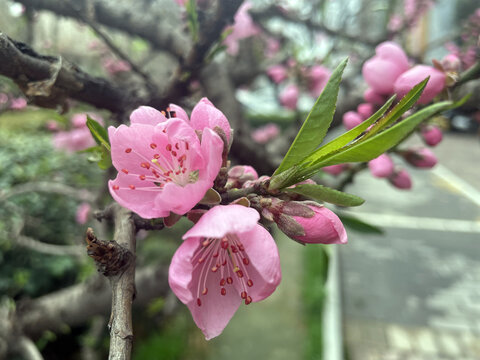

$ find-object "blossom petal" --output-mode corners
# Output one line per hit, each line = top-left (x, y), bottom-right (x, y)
(190, 98), (231, 142)
(108, 173), (169, 218)
(183, 205), (259, 240)
(169, 237), (242, 340)
(168, 103), (190, 122)
(130, 106), (167, 125)
(236, 225), (281, 301)
(199, 128), (224, 181)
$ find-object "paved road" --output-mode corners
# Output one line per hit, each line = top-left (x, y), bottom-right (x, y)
(339, 133), (480, 359)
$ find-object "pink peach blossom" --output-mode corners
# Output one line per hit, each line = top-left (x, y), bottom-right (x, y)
(394, 65), (446, 104)
(53, 128), (97, 152)
(364, 88), (386, 105)
(362, 42), (410, 95)
(342, 111), (363, 130)
(441, 53), (461, 72)
(168, 205), (281, 339)
(108, 113), (224, 218)
(290, 204), (347, 245)
(75, 202), (91, 224)
(420, 125), (443, 146)
(0, 93), (8, 104)
(10, 97), (27, 110)
(251, 123), (280, 144)
(389, 169), (412, 189)
(368, 154), (394, 178)
(169, 98), (232, 142)
(102, 57), (131, 75)
(357, 103), (374, 119)
(322, 164), (345, 176)
(403, 147), (437, 168)
(308, 65), (331, 97)
(224, 2), (261, 56)
(267, 65), (288, 84)
(279, 84), (299, 110)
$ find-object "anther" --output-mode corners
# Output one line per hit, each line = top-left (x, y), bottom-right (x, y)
(231, 245), (237, 253)
(221, 241), (228, 249)
(129, 185), (135, 190)
(221, 288), (226, 296)
(227, 277), (233, 284)
(197, 298), (202, 306)
(202, 288), (208, 295)
(241, 291), (247, 299)
(175, 143), (180, 150)
(122, 169), (129, 174)
(239, 244), (245, 251)
(198, 258), (204, 264)
(171, 151), (177, 157)
(153, 154), (160, 159)
(150, 143), (157, 149)
(236, 270), (244, 278)
(112, 185), (119, 190)
(247, 279), (253, 287)
(243, 258), (250, 265)
(245, 296), (252, 305)
(211, 266), (218, 273)
(125, 148), (132, 153)
(202, 239), (210, 247)
(220, 278), (226, 286)
(166, 144), (172, 151)
(139, 175), (146, 180)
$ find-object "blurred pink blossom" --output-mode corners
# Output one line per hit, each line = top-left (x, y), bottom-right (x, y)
(368, 154), (394, 178)
(0, 93), (8, 104)
(357, 103), (374, 119)
(10, 97), (27, 110)
(75, 202), (91, 224)
(362, 41), (410, 95)
(251, 123), (280, 144)
(342, 111), (363, 130)
(388, 15), (404, 32)
(389, 169), (412, 189)
(363, 88), (386, 105)
(322, 164), (345, 176)
(441, 53), (461, 72)
(308, 65), (331, 97)
(420, 125), (443, 146)
(394, 65), (445, 104)
(224, 2), (261, 56)
(403, 147), (438, 168)
(267, 65), (288, 84)
(279, 84), (299, 110)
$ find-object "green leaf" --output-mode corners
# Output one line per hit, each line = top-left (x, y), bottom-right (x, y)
(98, 146), (112, 170)
(86, 116), (110, 151)
(338, 214), (384, 234)
(305, 100), (452, 168)
(285, 184), (365, 207)
(186, 0), (199, 42)
(273, 58), (348, 176)
(272, 100), (452, 189)
(308, 94), (396, 161)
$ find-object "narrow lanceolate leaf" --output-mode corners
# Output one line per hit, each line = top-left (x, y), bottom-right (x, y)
(285, 184), (365, 207)
(271, 100), (452, 189)
(186, 0), (199, 42)
(273, 58), (348, 176)
(86, 116), (110, 151)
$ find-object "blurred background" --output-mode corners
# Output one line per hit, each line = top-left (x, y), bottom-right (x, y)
(0, 0), (479, 359)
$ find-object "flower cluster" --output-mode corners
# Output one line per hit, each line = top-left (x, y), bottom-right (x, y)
(336, 41), (446, 189)
(107, 98), (347, 339)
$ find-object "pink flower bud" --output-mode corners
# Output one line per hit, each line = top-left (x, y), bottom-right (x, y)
(267, 65), (288, 84)
(394, 65), (446, 104)
(389, 169), (412, 189)
(357, 103), (374, 119)
(368, 154), (394, 178)
(362, 42), (410, 95)
(251, 123), (280, 144)
(403, 147), (438, 168)
(420, 125), (443, 146)
(322, 164), (345, 176)
(364, 88), (386, 105)
(290, 204), (347, 244)
(441, 53), (461, 72)
(308, 65), (331, 97)
(227, 165), (259, 188)
(342, 111), (363, 130)
(279, 84), (299, 110)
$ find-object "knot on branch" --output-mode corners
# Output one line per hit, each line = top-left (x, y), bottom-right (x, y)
(85, 228), (133, 277)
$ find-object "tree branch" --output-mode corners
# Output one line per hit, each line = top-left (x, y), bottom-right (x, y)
(0, 32), (135, 112)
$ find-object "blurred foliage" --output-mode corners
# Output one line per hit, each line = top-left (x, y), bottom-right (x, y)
(0, 111), (102, 299)
(303, 245), (329, 360)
